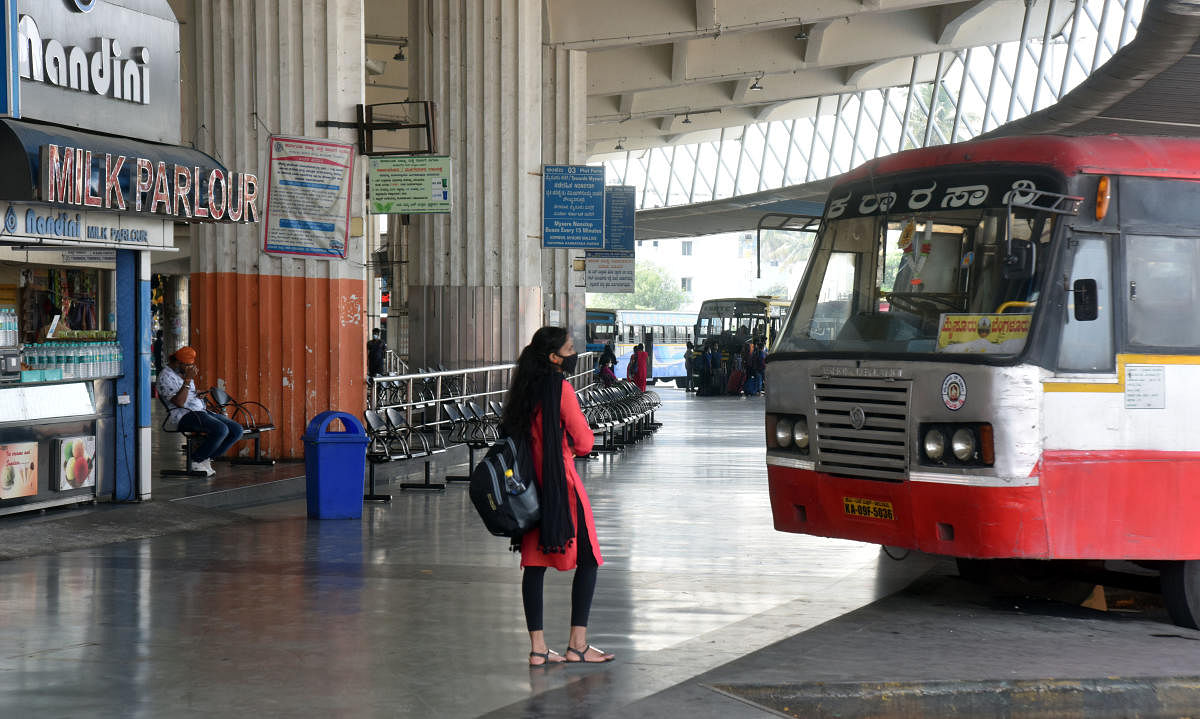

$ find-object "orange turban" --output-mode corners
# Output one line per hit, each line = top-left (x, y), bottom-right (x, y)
(173, 346), (197, 363)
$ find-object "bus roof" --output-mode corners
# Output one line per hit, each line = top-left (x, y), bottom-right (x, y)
(836, 134), (1200, 187)
(699, 297), (788, 307)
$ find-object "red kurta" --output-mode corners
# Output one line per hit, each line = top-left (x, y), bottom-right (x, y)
(519, 379), (601, 570)
(627, 350), (649, 392)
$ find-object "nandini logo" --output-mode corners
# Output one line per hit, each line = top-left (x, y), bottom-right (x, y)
(17, 15), (150, 105)
(67, 0), (98, 12)
(2, 208), (15, 234)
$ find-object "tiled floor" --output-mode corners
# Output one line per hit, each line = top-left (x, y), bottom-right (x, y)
(0, 388), (929, 718)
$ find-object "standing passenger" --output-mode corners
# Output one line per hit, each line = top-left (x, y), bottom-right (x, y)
(627, 343), (649, 392)
(366, 328), (386, 376)
(503, 327), (614, 667)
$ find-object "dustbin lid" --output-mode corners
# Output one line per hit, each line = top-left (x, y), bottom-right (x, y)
(302, 410), (368, 443)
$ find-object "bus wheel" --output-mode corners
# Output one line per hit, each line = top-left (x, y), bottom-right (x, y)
(1161, 561), (1200, 629)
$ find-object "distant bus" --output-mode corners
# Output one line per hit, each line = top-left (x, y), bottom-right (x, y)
(585, 308), (617, 353)
(695, 297), (790, 354)
(614, 309), (697, 384)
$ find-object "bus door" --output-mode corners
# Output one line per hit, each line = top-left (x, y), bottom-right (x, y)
(614, 324), (638, 377)
(642, 327), (659, 379)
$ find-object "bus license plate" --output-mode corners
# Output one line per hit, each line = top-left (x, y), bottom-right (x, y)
(843, 497), (895, 521)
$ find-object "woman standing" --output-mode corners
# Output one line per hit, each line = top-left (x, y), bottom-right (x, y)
(626, 343), (649, 393)
(503, 327), (615, 667)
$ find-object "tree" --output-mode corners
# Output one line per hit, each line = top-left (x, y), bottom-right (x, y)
(588, 261), (687, 310)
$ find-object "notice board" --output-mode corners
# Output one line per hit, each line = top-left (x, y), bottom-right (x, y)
(262, 136), (356, 259)
(368, 156), (452, 214)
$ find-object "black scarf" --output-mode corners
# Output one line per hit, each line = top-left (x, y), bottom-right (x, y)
(536, 373), (574, 554)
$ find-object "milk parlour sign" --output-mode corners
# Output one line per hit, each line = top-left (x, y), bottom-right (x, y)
(14, 0), (182, 144)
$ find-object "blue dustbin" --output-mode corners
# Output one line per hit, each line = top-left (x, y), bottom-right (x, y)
(303, 411), (369, 519)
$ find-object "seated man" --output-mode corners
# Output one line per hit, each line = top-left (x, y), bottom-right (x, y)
(156, 346), (243, 476)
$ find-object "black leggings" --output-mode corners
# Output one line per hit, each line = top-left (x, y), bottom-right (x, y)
(522, 502), (598, 632)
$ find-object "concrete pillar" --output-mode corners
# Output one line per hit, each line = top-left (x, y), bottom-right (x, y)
(186, 0), (367, 458)
(408, 0), (544, 368)
(162, 274), (188, 360)
(541, 47), (589, 344)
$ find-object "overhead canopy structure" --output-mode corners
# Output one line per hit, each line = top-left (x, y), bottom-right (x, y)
(635, 180), (828, 240)
(636, 0), (1200, 242)
(988, 0), (1200, 138)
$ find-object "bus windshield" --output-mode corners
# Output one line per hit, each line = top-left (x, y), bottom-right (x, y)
(776, 207), (1055, 357)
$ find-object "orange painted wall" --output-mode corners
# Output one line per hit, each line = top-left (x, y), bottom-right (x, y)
(189, 272), (366, 459)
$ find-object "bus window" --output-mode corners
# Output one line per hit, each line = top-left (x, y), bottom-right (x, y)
(1058, 235), (1112, 371)
(812, 252), (856, 341)
(1125, 234), (1200, 348)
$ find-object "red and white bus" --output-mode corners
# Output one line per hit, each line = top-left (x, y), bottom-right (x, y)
(765, 134), (1200, 627)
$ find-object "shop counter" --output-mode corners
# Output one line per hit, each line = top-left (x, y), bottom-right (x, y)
(0, 379), (117, 516)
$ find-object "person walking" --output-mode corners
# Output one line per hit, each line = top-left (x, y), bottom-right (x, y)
(502, 326), (614, 667)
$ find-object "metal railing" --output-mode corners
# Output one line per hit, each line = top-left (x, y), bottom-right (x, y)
(384, 348), (408, 375)
(366, 352), (597, 444)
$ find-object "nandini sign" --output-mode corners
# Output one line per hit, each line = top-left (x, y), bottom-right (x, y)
(40, 144), (260, 222)
(18, 15), (150, 105)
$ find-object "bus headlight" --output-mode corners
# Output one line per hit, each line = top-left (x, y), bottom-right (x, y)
(951, 428), (976, 461)
(792, 416), (809, 449)
(923, 429), (946, 461)
(776, 416), (794, 448)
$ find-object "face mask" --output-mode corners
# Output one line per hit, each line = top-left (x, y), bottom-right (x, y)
(557, 352), (578, 374)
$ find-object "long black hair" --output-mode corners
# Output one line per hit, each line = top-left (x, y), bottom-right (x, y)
(501, 326), (567, 439)
(501, 326), (575, 554)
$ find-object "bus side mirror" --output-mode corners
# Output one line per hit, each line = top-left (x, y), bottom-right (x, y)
(1073, 279), (1098, 321)
(1003, 239), (1035, 280)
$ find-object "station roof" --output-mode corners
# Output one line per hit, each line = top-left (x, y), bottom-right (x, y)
(559, 0), (1075, 156)
(636, 0), (1200, 241)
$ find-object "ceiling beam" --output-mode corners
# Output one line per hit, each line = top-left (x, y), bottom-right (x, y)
(546, 0), (958, 49)
(804, 21), (833, 65)
(938, 0), (999, 45)
(731, 77), (752, 102)
(672, 41), (689, 82)
(619, 93), (636, 115)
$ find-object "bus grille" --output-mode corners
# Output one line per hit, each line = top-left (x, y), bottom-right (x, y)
(812, 377), (910, 481)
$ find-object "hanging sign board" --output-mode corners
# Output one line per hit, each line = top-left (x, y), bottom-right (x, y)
(61, 248), (115, 264)
(542, 164), (605, 249)
(603, 185), (636, 252)
(585, 185), (636, 293)
(262, 135), (355, 259)
(585, 251), (634, 293)
(368, 155), (451, 214)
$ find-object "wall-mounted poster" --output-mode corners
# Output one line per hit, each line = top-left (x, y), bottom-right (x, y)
(262, 135), (356, 259)
(54, 436), (96, 491)
(0, 442), (38, 499)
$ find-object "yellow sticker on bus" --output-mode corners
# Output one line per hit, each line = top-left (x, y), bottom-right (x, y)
(936, 313), (1031, 353)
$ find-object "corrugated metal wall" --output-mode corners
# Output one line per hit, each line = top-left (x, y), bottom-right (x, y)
(187, 0), (367, 458)
(407, 0), (545, 367)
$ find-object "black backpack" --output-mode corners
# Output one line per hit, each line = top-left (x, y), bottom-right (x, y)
(468, 436), (541, 537)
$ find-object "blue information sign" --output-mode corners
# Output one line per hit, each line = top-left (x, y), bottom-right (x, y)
(542, 164), (605, 248)
(603, 185), (636, 252)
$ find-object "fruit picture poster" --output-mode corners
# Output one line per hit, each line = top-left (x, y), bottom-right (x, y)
(54, 436), (95, 491)
(0, 442), (38, 499)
